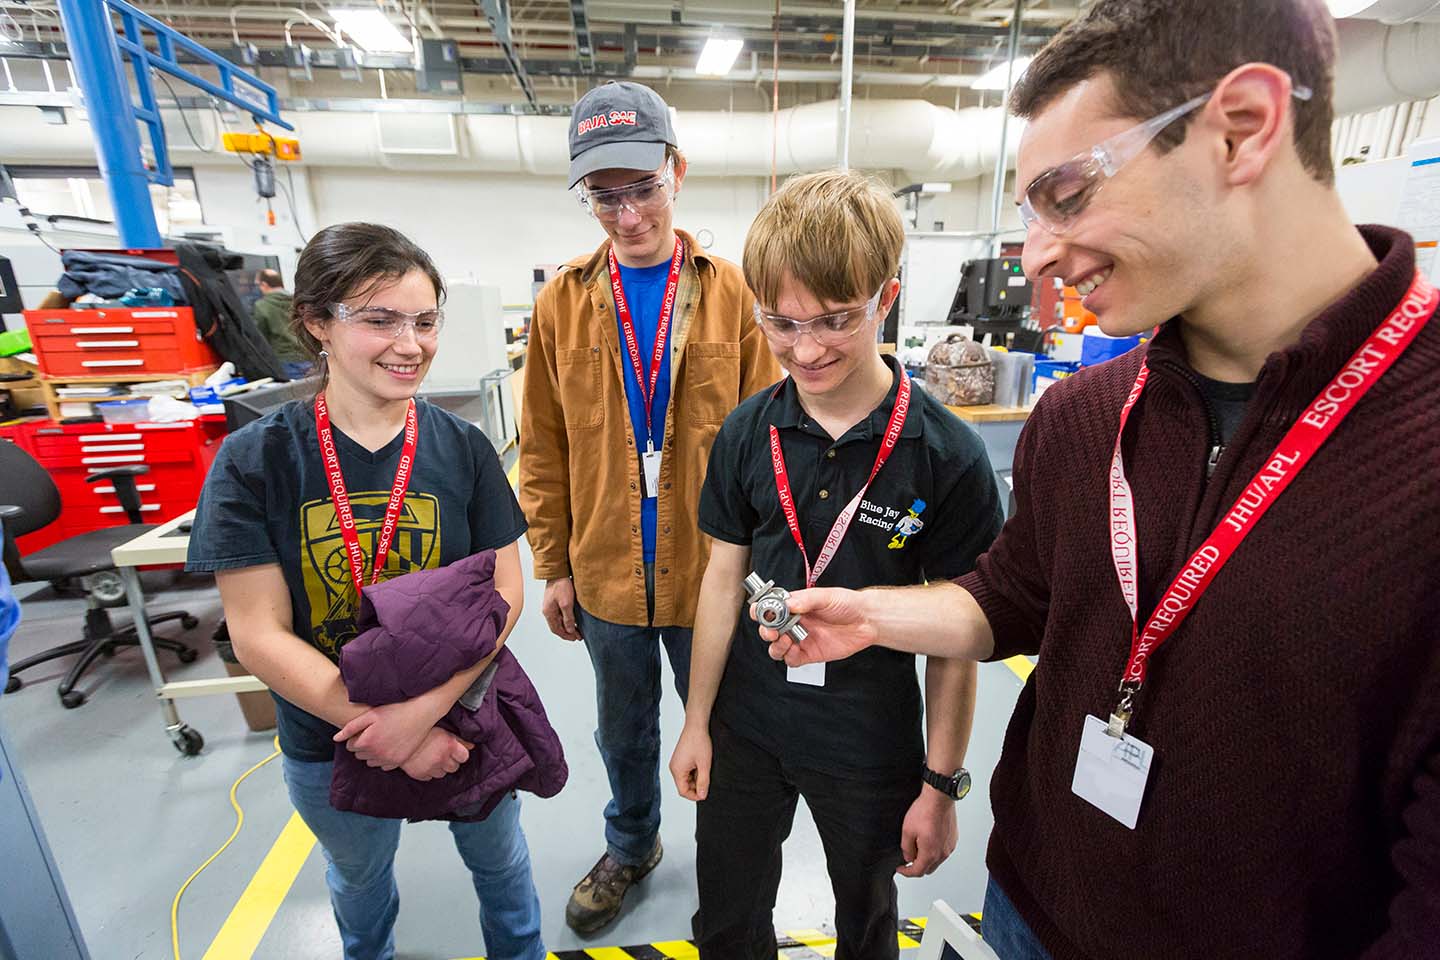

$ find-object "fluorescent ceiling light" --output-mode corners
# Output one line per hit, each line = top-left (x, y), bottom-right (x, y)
(696, 36), (744, 77)
(971, 55), (1033, 91)
(1324, 0), (1376, 15)
(329, 8), (412, 53)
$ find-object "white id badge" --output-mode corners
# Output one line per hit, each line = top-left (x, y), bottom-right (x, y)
(641, 448), (662, 498)
(1071, 714), (1154, 829)
(787, 662), (826, 686)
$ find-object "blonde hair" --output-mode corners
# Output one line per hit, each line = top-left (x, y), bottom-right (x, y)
(743, 169), (904, 308)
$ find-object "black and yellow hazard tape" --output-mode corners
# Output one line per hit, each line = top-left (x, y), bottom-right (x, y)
(503, 914), (983, 960)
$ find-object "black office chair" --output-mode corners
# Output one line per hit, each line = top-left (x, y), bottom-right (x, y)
(0, 439), (198, 708)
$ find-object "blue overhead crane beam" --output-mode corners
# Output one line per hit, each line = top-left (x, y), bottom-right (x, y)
(55, 0), (294, 248)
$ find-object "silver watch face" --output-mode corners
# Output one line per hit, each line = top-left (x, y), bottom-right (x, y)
(955, 769), (972, 800)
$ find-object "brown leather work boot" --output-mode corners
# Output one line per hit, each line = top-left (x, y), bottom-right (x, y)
(564, 839), (664, 935)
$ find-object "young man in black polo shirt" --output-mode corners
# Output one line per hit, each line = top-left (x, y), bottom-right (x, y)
(668, 170), (1004, 959)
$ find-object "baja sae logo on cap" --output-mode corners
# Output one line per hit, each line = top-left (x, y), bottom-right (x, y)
(577, 110), (638, 136)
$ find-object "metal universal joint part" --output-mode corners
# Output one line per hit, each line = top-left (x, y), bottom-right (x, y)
(742, 572), (809, 643)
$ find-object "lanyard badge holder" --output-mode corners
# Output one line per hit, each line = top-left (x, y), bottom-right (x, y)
(610, 240), (684, 498)
(1072, 272), (1437, 831)
(766, 371), (912, 687)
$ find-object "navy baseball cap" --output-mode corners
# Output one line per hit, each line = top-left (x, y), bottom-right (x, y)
(568, 81), (678, 188)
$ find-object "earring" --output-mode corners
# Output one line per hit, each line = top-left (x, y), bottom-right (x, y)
(318, 349), (329, 360)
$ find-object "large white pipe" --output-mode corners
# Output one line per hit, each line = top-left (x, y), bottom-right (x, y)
(0, 99), (1021, 183)
(1334, 17), (1440, 115)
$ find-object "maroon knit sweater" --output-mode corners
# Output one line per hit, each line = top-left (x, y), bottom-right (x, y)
(957, 226), (1440, 960)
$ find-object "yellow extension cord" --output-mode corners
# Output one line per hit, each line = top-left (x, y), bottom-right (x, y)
(170, 736), (283, 960)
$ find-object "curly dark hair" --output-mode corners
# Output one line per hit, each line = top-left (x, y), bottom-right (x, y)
(1010, 0), (1337, 184)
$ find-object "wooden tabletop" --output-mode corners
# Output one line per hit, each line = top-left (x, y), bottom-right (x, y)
(945, 404), (1033, 423)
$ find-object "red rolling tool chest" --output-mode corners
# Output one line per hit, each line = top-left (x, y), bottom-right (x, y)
(0, 417), (227, 556)
(23, 306), (220, 378)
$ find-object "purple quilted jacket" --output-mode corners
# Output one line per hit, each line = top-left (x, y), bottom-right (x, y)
(330, 550), (567, 821)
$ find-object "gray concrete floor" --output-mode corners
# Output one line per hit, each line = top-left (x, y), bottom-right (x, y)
(0, 547), (1024, 960)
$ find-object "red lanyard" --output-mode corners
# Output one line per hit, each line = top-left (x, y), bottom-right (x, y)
(608, 238), (685, 451)
(770, 371), (912, 588)
(1107, 271), (1437, 729)
(314, 393), (419, 600)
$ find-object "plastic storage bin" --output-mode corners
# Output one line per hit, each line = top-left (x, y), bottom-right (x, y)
(96, 398), (151, 424)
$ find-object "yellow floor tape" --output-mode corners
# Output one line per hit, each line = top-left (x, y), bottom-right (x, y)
(200, 813), (317, 959)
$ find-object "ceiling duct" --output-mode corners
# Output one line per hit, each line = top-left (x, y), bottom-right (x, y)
(1334, 16), (1440, 114)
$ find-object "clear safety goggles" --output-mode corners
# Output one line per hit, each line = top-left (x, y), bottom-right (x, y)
(329, 303), (445, 340)
(753, 290), (883, 347)
(575, 160), (676, 221)
(1018, 80), (1313, 235)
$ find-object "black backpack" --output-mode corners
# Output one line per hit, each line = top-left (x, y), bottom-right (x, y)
(174, 243), (287, 383)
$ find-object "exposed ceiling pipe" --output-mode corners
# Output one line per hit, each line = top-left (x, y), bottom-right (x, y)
(988, 0), (1022, 247)
(0, 98), (1022, 183)
(1334, 16), (1440, 114)
(1331, 0), (1440, 21)
(838, 0), (855, 169)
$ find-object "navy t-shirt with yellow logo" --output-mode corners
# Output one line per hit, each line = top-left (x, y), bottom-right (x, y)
(187, 398), (526, 761)
(698, 356), (1004, 778)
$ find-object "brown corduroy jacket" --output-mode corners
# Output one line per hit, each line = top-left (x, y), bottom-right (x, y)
(519, 230), (780, 627)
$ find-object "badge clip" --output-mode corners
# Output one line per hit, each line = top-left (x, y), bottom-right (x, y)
(1106, 683), (1139, 739)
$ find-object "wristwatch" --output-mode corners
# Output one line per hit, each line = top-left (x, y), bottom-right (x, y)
(922, 764), (972, 800)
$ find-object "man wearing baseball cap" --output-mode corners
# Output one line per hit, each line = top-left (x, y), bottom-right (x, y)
(520, 81), (779, 934)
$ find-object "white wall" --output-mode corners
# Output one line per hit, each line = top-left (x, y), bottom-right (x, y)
(191, 165), (318, 284)
(305, 168), (768, 304)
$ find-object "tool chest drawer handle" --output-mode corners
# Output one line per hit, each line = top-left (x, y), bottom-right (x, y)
(100, 504), (161, 514)
(135, 423), (190, 431)
(82, 454), (145, 464)
(76, 340), (141, 348)
(77, 433), (143, 443)
(130, 311), (179, 318)
(93, 483), (156, 494)
(80, 443), (144, 453)
(70, 326), (135, 334)
(80, 359), (145, 368)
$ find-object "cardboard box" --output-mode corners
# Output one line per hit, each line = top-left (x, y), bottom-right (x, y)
(0, 355), (44, 415)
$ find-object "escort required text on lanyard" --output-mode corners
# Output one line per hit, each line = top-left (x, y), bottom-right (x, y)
(1072, 271), (1438, 830)
(314, 392), (419, 601)
(769, 370), (912, 686)
(609, 238), (685, 499)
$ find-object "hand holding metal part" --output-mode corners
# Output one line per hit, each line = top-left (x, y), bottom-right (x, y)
(743, 572), (809, 644)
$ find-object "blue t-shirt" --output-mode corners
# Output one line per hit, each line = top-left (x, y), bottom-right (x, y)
(616, 259), (674, 563)
(185, 399), (527, 761)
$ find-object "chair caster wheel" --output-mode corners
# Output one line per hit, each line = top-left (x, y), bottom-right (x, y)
(181, 615), (199, 630)
(60, 690), (86, 709)
(4, 676), (20, 694)
(177, 647), (198, 663)
(172, 726), (204, 756)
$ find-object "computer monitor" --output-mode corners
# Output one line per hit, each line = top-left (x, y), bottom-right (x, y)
(223, 377), (317, 432)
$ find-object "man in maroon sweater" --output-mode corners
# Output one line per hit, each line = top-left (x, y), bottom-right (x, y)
(756, 1), (1440, 958)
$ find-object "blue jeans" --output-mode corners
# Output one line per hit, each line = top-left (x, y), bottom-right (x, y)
(982, 881), (1054, 960)
(282, 756), (545, 960)
(575, 600), (692, 867)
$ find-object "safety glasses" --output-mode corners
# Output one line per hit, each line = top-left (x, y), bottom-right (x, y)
(753, 290), (883, 347)
(1018, 81), (1313, 235)
(329, 303), (445, 340)
(575, 160), (676, 221)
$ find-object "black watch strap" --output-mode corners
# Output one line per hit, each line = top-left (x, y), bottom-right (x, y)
(922, 764), (971, 800)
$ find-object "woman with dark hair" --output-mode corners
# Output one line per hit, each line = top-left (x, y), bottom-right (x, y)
(186, 223), (546, 960)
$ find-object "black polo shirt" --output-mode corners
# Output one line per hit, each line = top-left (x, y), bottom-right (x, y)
(698, 355), (1004, 778)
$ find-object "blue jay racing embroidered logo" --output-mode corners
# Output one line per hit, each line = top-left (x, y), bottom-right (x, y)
(299, 492), (440, 657)
(888, 499), (927, 551)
